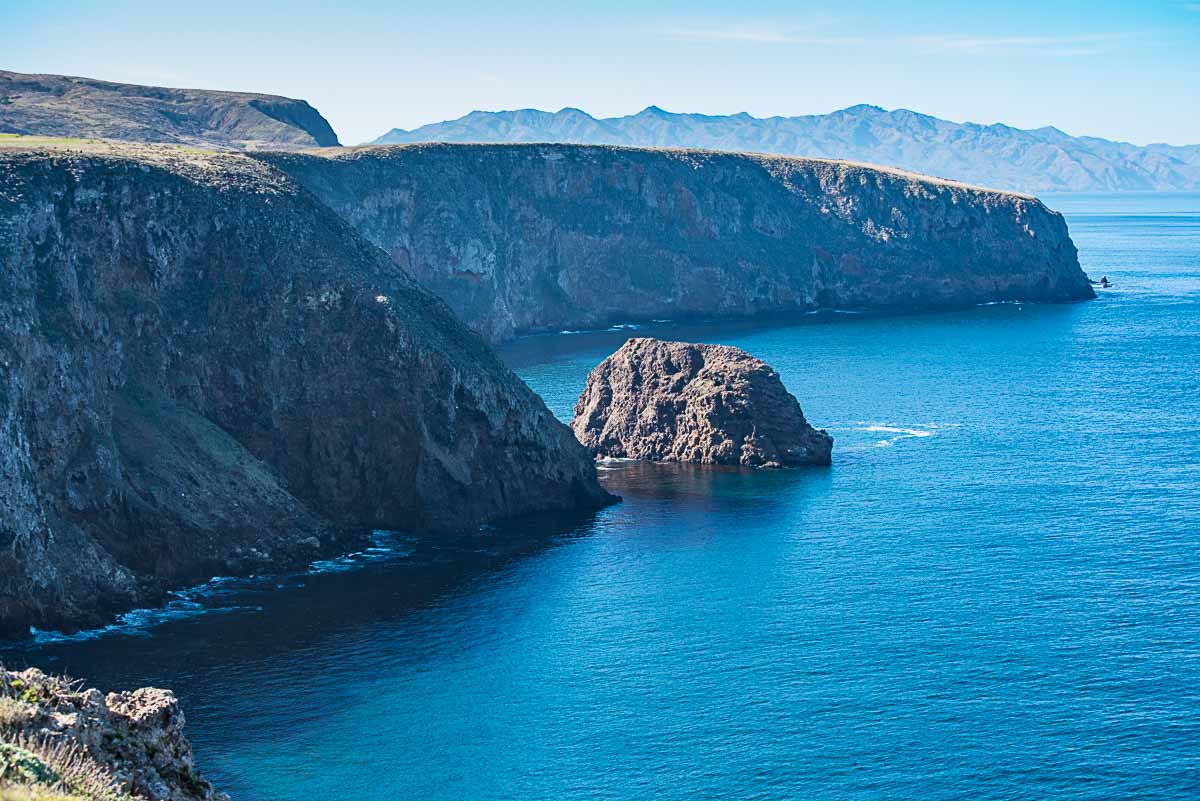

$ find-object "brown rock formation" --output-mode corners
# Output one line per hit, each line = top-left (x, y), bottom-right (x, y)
(0, 667), (223, 800)
(571, 338), (832, 467)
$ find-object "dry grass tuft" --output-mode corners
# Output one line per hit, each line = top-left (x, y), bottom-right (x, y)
(0, 730), (129, 801)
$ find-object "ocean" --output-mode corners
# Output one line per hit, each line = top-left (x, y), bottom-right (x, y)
(6, 192), (1198, 800)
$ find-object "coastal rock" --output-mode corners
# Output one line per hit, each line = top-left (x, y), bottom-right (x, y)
(0, 70), (340, 149)
(0, 143), (610, 638)
(261, 143), (1095, 343)
(0, 667), (223, 800)
(571, 338), (833, 467)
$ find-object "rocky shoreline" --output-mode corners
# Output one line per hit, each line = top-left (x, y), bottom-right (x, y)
(0, 143), (611, 639)
(1, 138), (1092, 638)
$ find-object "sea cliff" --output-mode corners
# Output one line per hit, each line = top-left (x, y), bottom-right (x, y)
(0, 143), (609, 638)
(261, 143), (1094, 342)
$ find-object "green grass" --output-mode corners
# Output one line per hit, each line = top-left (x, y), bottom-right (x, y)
(0, 133), (219, 156)
(0, 134), (100, 148)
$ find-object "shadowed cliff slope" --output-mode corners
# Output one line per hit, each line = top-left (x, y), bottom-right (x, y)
(0, 143), (608, 638)
(262, 143), (1093, 342)
(0, 71), (340, 149)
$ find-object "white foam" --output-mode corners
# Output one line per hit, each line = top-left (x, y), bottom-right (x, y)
(18, 531), (413, 645)
(822, 421), (955, 451)
(861, 425), (934, 438)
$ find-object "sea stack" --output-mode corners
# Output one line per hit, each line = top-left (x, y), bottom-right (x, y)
(571, 338), (833, 467)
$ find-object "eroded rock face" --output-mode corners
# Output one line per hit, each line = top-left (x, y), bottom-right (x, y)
(1, 667), (223, 801)
(260, 143), (1094, 343)
(0, 144), (610, 637)
(571, 338), (832, 467)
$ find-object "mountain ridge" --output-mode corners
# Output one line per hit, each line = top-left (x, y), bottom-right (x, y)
(374, 105), (1200, 193)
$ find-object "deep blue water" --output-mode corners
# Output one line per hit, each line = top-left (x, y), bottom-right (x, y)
(6, 193), (1199, 800)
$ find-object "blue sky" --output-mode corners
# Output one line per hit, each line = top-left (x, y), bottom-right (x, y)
(3, 0), (1198, 146)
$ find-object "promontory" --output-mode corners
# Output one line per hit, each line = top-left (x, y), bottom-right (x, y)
(261, 143), (1094, 342)
(0, 141), (610, 638)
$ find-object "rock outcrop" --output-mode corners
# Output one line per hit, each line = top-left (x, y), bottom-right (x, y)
(260, 143), (1094, 343)
(0, 142), (610, 638)
(0, 71), (340, 149)
(571, 338), (832, 467)
(0, 667), (223, 800)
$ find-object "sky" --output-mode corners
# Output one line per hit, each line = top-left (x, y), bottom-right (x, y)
(3, 0), (1199, 146)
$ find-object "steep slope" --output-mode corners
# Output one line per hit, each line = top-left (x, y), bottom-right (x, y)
(0, 142), (608, 638)
(0, 71), (340, 149)
(374, 105), (1200, 193)
(262, 143), (1093, 343)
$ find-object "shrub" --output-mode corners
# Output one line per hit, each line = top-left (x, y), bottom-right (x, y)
(0, 699), (37, 730)
(0, 744), (60, 786)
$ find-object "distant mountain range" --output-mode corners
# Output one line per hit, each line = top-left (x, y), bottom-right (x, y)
(0, 70), (340, 149)
(374, 105), (1200, 193)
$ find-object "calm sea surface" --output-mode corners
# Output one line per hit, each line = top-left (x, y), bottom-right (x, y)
(6, 193), (1198, 800)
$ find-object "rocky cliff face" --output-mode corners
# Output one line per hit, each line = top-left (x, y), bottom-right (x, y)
(0, 667), (222, 800)
(572, 338), (832, 467)
(0, 143), (609, 638)
(0, 71), (340, 149)
(261, 143), (1094, 342)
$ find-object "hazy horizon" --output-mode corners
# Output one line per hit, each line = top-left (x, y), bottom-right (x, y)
(4, 0), (1198, 147)
(379, 102), (1200, 149)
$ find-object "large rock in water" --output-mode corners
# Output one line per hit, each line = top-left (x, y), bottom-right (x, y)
(0, 142), (609, 638)
(260, 143), (1095, 343)
(571, 338), (833, 467)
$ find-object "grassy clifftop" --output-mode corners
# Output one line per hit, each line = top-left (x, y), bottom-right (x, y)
(0, 71), (340, 150)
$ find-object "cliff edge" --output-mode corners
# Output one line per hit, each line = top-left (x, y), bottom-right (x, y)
(0, 143), (609, 638)
(261, 143), (1094, 342)
(0, 71), (340, 150)
(0, 666), (223, 801)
